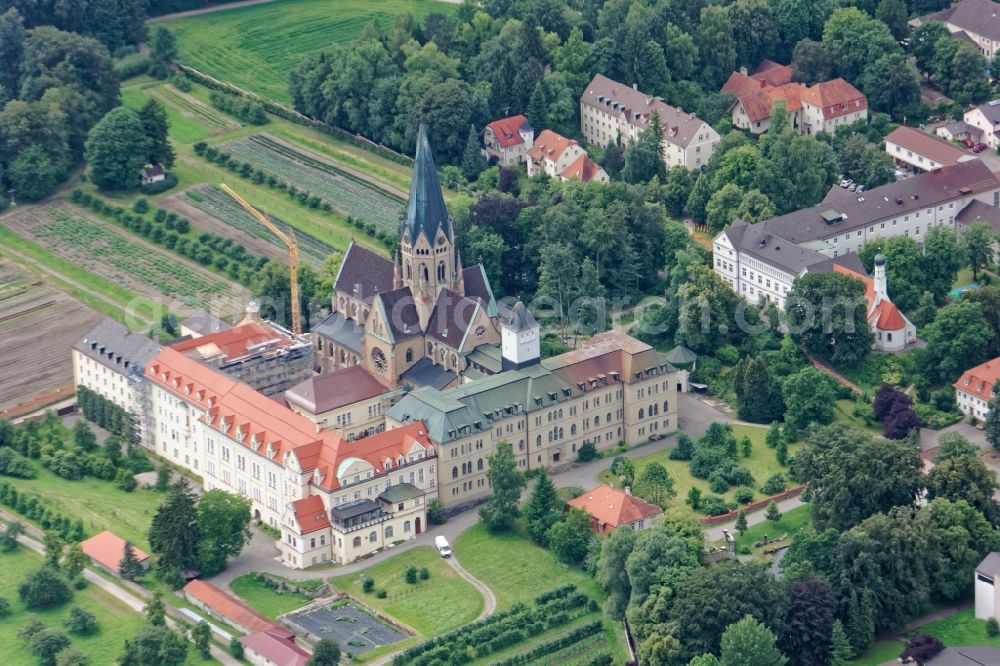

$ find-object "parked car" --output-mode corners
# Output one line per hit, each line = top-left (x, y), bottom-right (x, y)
(839, 178), (850, 188)
(435, 535), (452, 558)
(848, 183), (857, 191)
(963, 137), (975, 148)
(973, 143), (987, 153)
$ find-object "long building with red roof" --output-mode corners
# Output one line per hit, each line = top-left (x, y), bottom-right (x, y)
(955, 357), (1000, 421)
(146, 345), (436, 568)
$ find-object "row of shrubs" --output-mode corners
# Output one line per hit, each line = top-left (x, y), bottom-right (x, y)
(191, 143), (395, 250)
(393, 589), (596, 666)
(70, 190), (268, 283)
(179, 65), (412, 166)
(0, 481), (87, 541)
(491, 621), (604, 666)
(209, 90), (268, 125)
(77, 385), (134, 440)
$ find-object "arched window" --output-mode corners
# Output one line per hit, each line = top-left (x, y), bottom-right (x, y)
(452, 466), (458, 479)
(404, 521), (411, 533)
(536, 435), (541, 447)
(571, 424), (577, 435)
(438, 261), (445, 281)
(606, 413), (612, 424)
(405, 262), (411, 279)
(421, 264), (429, 281)
(477, 458), (484, 471)
(558, 427), (564, 439)
(638, 408), (645, 419)
(405, 349), (413, 363)
(663, 400), (669, 413)
(353, 536), (362, 548)
(369, 531), (377, 543)
(548, 431), (553, 442)
(385, 525), (394, 538)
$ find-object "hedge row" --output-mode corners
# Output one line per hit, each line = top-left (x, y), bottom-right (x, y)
(491, 621), (604, 666)
(77, 385), (134, 440)
(177, 64), (413, 166)
(209, 90), (268, 125)
(0, 481), (86, 542)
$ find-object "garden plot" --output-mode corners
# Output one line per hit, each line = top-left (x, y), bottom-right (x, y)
(174, 185), (337, 265)
(5, 203), (247, 315)
(216, 134), (405, 233)
(284, 598), (408, 655)
(151, 83), (242, 134)
(0, 262), (102, 412)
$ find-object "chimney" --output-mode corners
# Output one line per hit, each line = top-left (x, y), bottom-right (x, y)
(632, 82), (637, 90)
(624, 486), (632, 496)
(759, 79), (766, 88)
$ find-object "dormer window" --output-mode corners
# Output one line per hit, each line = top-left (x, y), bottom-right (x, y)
(385, 458), (393, 470)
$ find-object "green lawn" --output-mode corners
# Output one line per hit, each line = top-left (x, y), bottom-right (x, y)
(4, 457), (164, 551)
(331, 546), (482, 637)
(160, 0), (457, 104)
(911, 608), (1000, 648)
(848, 638), (905, 666)
(0, 546), (146, 665)
(121, 85), (212, 144)
(729, 504), (811, 555)
(597, 425), (798, 519)
(229, 573), (312, 619)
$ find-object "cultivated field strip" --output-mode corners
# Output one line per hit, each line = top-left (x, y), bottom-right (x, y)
(4, 203), (247, 312)
(216, 134), (405, 233)
(184, 185), (336, 264)
(152, 83), (241, 132)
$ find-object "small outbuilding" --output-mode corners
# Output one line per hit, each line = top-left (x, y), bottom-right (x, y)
(80, 530), (149, 575)
(567, 484), (663, 534)
(183, 579), (277, 635)
(975, 552), (1000, 620)
(141, 163), (165, 185)
(241, 627), (310, 666)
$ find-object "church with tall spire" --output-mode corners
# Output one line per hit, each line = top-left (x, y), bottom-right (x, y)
(312, 124), (502, 389)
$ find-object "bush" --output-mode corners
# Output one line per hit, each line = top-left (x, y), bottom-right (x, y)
(418, 567), (430, 580)
(141, 173), (179, 194)
(577, 441), (598, 462)
(709, 473), (729, 494)
(0, 597), (10, 616)
(405, 566), (418, 585)
(761, 474), (786, 495)
(988, 618), (999, 638)
(362, 578), (375, 594)
(427, 498), (447, 525)
(132, 198), (150, 214)
(376, 588), (388, 599)
(209, 90), (268, 124)
(64, 606), (98, 635)
(701, 495), (733, 516)
(669, 433), (694, 460)
(734, 487), (754, 504)
(114, 52), (151, 80)
(230, 636), (245, 658)
(26, 628), (71, 665)
(18, 567), (72, 609)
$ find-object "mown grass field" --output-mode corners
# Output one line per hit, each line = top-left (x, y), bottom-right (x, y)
(160, 0), (457, 104)
(229, 573), (312, 619)
(597, 424), (798, 519)
(331, 546), (483, 637)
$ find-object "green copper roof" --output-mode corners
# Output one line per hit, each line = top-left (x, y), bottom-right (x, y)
(404, 123), (452, 244)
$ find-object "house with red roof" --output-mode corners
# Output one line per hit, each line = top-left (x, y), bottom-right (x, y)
(80, 530), (149, 575)
(284, 365), (393, 441)
(483, 115), (534, 166)
(527, 130), (608, 183)
(834, 253), (916, 353)
(799, 79), (868, 135)
(241, 627), (310, 666)
(955, 357), (1000, 421)
(567, 484), (662, 533)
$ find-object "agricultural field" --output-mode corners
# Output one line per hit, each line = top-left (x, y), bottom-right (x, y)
(122, 86), (212, 145)
(159, 0), (457, 104)
(0, 262), (102, 414)
(216, 134), (405, 233)
(4, 203), (247, 316)
(176, 185), (337, 264)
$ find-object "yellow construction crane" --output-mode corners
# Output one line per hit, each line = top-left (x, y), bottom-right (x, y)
(219, 183), (301, 335)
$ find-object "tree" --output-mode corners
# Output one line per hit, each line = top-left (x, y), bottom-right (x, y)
(64, 606), (98, 635)
(523, 472), (560, 546)
(829, 620), (854, 666)
(926, 453), (1000, 524)
(197, 490), (252, 575)
(963, 222), (995, 282)
(822, 7), (899, 81)
(145, 591), (166, 626)
(120, 541), (144, 581)
(781, 368), (837, 431)
(546, 507), (594, 566)
(192, 621), (211, 659)
(687, 487), (703, 510)
(900, 634), (945, 665)
(536, 243), (577, 336)
(923, 498), (1000, 600)
(72, 421), (96, 452)
(735, 189), (775, 224)
(307, 638), (341, 666)
(610, 456), (635, 487)
(149, 478), (200, 571)
(43, 532), (63, 570)
(729, 0), (777, 70)
(148, 27), (177, 79)
(742, 436), (752, 458)
(85, 107), (151, 190)
(913, 22), (950, 74)
(734, 356), (785, 423)
(791, 39), (832, 85)
(636, 462), (676, 508)
(735, 510), (748, 535)
(596, 525), (637, 619)
(697, 6), (737, 88)
(54, 649), (89, 666)
(705, 183), (744, 233)
(26, 628), (71, 666)
(876, 0), (908, 40)
(625, 522), (702, 608)
(779, 579), (836, 666)
(18, 567), (71, 609)
(719, 615), (788, 666)
(230, 637), (244, 659)
(623, 112), (665, 183)
(0, 520), (24, 552)
(478, 441), (525, 531)
(62, 544), (88, 580)
(766, 501), (781, 522)
(7, 146), (64, 200)
(795, 422), (923, 531)
(155, 466), (171, 492)
(786, 272), (874, 368)
(921, 227), (964, 304)
(460, 124), (486, 181)
(119, 624), (188, 666)
(139, 99), (175, 170)
(924, 300), (993, 382)
(936, 432), (979, 461)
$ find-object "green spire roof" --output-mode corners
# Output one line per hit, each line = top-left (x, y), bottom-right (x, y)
(404, 123), (452, 243)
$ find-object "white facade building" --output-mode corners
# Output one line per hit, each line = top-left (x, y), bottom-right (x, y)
(955, 357), (999, 421)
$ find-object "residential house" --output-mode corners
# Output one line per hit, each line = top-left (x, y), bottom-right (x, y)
(567, 484), (663, 533)
(712, 160), (1000, 309)
(241, 628), (309, 666)
(727, 83), (804, 134)
(483, 115), (534, 167)
(885, 126), (977, 174)
(914, 0), (1000, 60)
(284, 365), (395, 440)
(977, 552), (1000, 620)
(580, 74), (720, 169)
(80, 531), (149, 575)
(559, 154), (610, 184)
(955, 357), (999, 421)
(798, 79), (868, 135)
(935, 120), (983, 144)
(526, 130), (587, 178)
(965, 99), (1000, 150)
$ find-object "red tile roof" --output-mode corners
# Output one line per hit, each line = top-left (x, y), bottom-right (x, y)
(146, 347), (432, 491)
(183, 580), (276, 634)
(801, 79), (867, 119)
(738, 83), (804, 122)
(170, 323), (294, 363)
(80, 531), (148, 571)
(528, 129), (578, 163)
(752, 59), (793, 87)
(241, 628), (309, 666)
(871, 300), (906, 331)
(954, 357), (1000, 401)
(567, 484), (662, 530)
(560, 154), (605, 183)
(485, 115), (531, 148)
(291, 495), (331, 534)
(722, 71), (766, 98)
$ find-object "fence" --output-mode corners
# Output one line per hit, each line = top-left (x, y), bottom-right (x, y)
(698, 486), (805, 526)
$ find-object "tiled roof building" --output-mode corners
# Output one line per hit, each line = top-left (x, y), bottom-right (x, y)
(483, 115), (534, 167)
(567, 484), (663, 533)
(955, 357), (1000, 421)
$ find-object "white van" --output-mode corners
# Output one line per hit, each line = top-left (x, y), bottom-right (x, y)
(435, 535), (452, 558)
